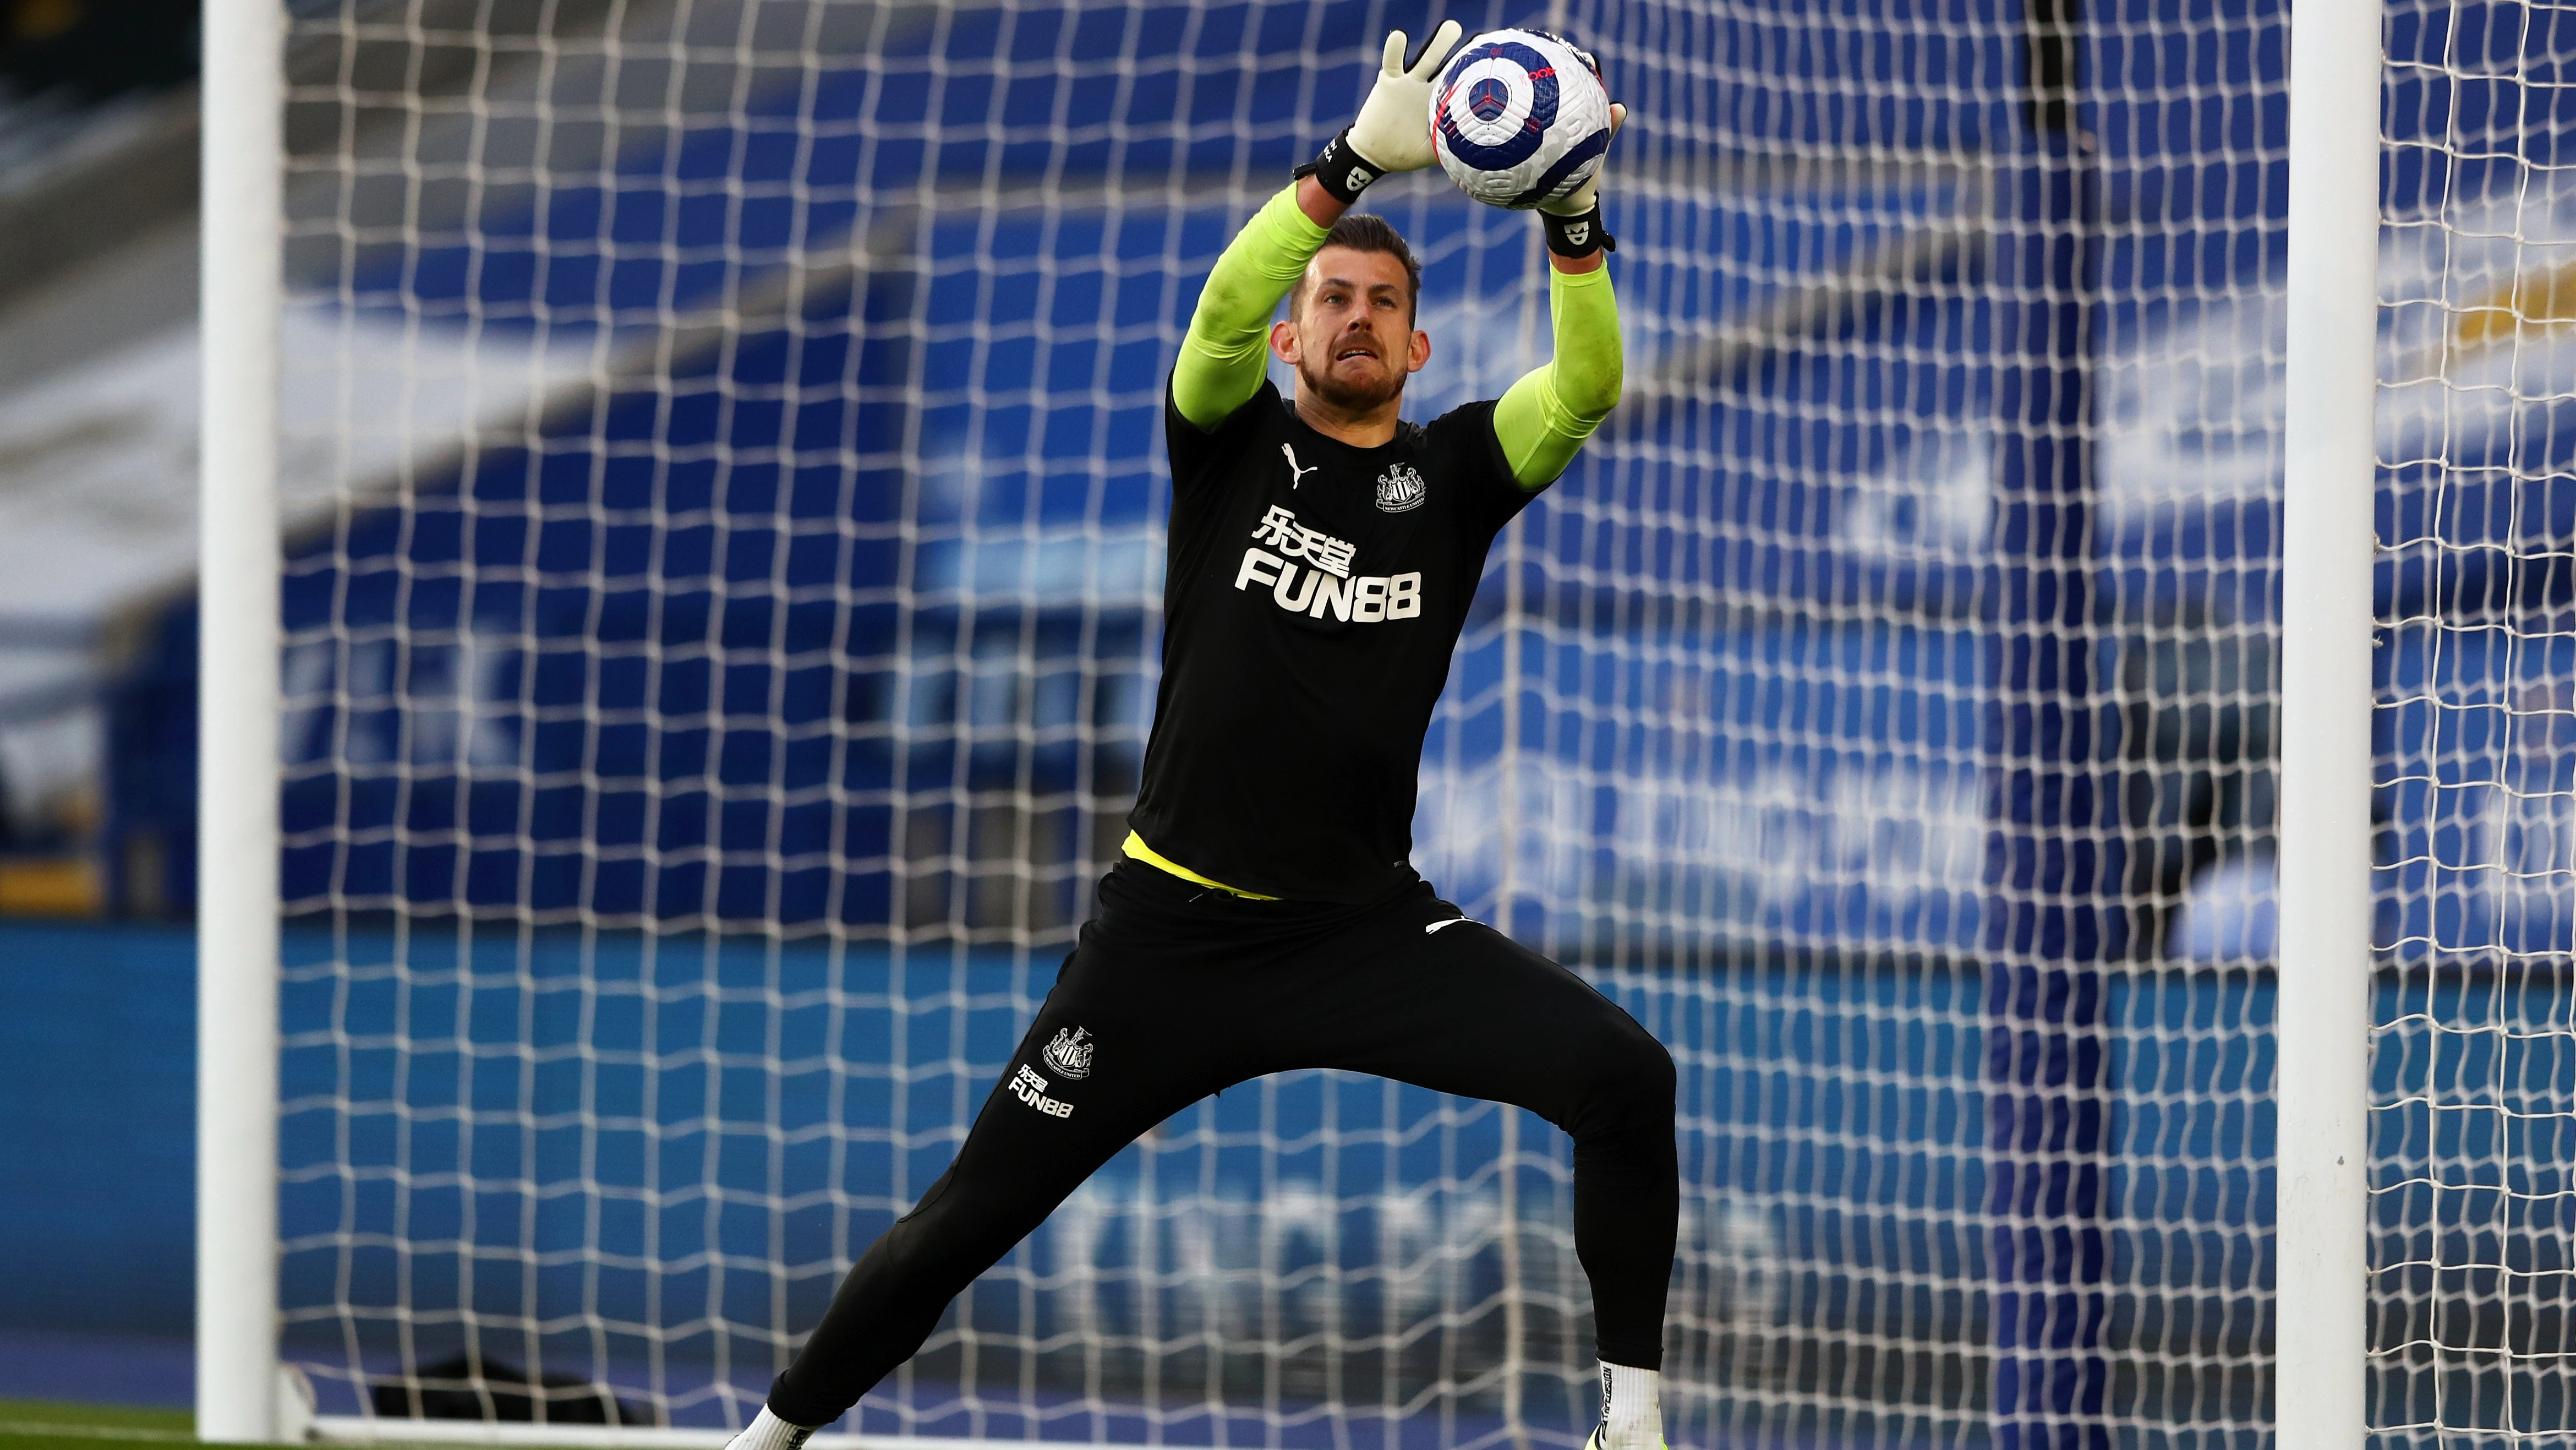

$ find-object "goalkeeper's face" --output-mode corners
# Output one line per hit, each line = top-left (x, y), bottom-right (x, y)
(1273, 246), (1430, 414)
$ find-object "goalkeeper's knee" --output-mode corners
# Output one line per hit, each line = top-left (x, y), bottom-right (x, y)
(1561, 1012), (1677, 1142)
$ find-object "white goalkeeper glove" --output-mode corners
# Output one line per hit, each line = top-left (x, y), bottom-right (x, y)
(1537, 61), (1626, 261)
(1297, 21), (1464, 205)
(1539, 101), (1628, 219)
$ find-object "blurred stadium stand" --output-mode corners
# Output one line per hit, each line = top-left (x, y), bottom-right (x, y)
(0, 3), (2567, 1436)
(0, 0), (848, 914)
(0, 0), (201, 912)
(1, 0), (2561, 962)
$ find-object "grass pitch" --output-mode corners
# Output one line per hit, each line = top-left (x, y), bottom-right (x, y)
(0, 1401), (204, 1450)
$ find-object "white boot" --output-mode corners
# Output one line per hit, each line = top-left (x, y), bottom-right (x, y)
(723, 1407), (818, 1450)
(1588, 1362), (1665, 1450)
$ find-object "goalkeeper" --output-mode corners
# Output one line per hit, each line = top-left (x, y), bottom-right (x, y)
(736, 25), (1675, 1450)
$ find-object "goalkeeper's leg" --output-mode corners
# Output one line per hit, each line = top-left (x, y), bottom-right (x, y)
(743, 866), (1677, 1444)
(761, 1066), (1190, 1429)
(1284, 903), (1680, 1449)
(759, 879), (1247, 1429)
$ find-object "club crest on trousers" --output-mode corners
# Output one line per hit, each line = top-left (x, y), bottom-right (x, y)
(1042, 1025), (1095, 1080)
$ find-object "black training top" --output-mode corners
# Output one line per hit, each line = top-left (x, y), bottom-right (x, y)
(1128, 377), (1538, 903)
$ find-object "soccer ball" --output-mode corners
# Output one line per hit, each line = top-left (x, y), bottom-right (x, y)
(1430, 29), (1614, 210)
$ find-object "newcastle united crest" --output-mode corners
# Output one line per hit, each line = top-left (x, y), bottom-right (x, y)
(1374, 461), (1426, 513)
(1041, 1025), (1095, 1080)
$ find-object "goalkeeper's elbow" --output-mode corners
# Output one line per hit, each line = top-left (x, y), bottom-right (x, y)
(1557, 356), (1625, 424)
(1183, 280), (1272, 355)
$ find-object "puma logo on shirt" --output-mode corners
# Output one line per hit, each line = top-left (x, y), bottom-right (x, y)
(1281, 443), (1319, 490)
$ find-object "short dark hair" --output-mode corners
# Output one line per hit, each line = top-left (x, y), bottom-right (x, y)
(1290, 212), (1423, 323)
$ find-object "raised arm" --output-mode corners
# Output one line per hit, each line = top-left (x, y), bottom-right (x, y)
(1170, 185), (1335, 433)
(1171, 22), (1463, 433)
(1492, 85), (1628, 490)
(1494, 263), (1623, 489)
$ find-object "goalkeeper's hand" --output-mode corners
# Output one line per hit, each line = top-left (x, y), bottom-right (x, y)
(1297, 21), (1464, 206)
(1538, 101), (1628, 219)
(1536, 48), (1625, 262)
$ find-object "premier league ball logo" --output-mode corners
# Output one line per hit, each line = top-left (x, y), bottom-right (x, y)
(1430, 29), (1614, 210)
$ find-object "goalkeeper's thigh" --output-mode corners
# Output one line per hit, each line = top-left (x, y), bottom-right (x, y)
(767, 896), (1249, 1423)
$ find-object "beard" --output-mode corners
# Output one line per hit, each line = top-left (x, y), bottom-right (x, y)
(1297, 347), (1407, 413)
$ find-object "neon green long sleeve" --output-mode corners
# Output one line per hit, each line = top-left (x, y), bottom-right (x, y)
(1172, 185), (1331, 432)
(1493, 264), (1623, 489)
(1171, 184), (1622, 485)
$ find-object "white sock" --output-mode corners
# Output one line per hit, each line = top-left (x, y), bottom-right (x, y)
(725, 1407), (818, 1450)
(1595, 1362), (1663, 1450)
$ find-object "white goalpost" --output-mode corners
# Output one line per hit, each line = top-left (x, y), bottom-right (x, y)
(199, 0), (286, 1437)
(195, 1), (2574, 1448)
(2276, 8), (2378, 1450)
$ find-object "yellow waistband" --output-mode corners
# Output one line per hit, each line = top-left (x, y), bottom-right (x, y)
(1121, 831), (1279, 900)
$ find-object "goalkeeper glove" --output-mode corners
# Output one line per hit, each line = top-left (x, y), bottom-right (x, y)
(1297, 21), (1465, 206)
(1538, 43), (1626, 261)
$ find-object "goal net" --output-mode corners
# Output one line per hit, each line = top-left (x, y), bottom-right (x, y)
(2370, 2), (2576, 1444)
(228, 0), (2557, 1446)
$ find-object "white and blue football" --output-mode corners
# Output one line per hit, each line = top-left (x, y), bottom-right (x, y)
(1430, 29), (1613, 210)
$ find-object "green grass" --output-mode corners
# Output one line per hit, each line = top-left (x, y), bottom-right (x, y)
(0, 1398), (660, 1450)
(0, 1402), (251, 1450)
(0, 1402), (192, 1433)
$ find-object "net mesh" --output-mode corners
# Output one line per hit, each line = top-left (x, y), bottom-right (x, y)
(2371, 3), (2576, 1445)
(251, 1), (2539, 1447)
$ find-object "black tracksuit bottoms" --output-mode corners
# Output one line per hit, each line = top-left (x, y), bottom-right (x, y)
(767, 859), (1680, 1425)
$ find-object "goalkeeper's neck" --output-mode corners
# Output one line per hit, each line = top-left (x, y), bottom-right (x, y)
(1292, 385), (1409, 448)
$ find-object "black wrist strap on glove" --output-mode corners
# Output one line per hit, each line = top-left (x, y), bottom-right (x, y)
(1294, 127), (1384, 206)
(1541, 204), (1615, 259)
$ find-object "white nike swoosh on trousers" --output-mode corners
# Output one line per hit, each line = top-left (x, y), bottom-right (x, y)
(1424, 917), (1473, 935)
